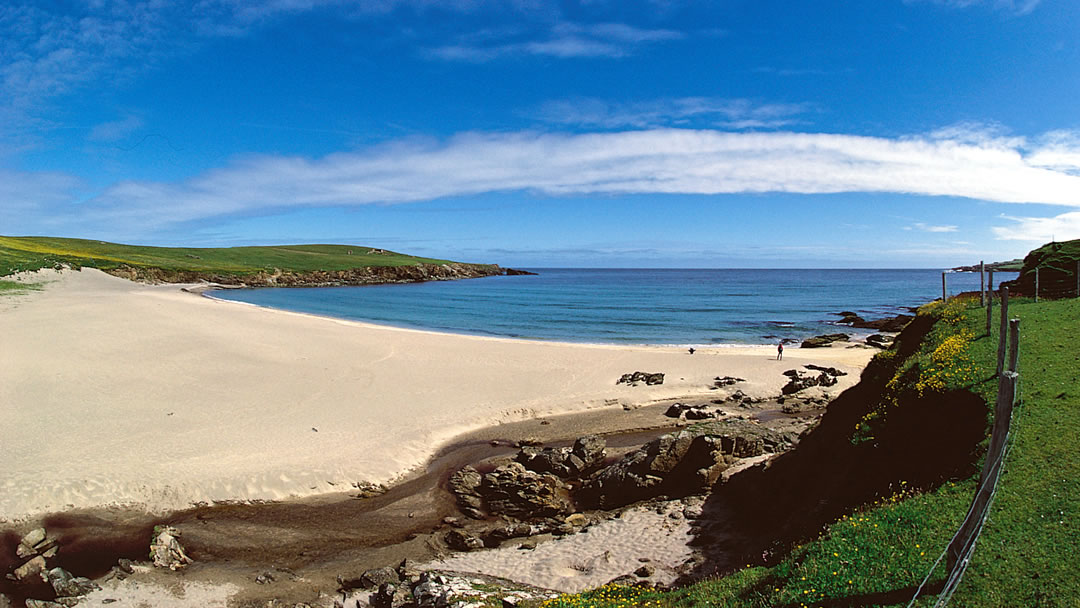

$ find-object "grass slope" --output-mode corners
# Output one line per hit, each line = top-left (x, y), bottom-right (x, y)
(0, 235), (468, 277)
(1010, 238), (1080, 298)
(542, 296), (1078, 607)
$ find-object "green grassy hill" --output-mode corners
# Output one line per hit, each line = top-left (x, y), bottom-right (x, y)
(0, 235), (503, 286)
(0, 235), (465, 275)
(1007, 238), (1080, 299)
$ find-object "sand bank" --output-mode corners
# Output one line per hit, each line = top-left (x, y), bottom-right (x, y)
(0, 269), (874, 522)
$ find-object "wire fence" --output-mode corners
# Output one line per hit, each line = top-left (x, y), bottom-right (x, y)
(906, 284), (1023, 608)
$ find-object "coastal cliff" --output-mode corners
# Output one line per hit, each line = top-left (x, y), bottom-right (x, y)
(104, 262), (512, 287)
(0, 236), (535, 287)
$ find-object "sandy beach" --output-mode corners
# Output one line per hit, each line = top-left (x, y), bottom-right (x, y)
(0, 269), (875, 523)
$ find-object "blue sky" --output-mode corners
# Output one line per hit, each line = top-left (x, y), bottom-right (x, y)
(2, 0), (1080, 267)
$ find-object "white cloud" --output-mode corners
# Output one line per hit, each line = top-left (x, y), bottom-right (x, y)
(33, 126), (1074, 233)
(1026, 130), (1080, 175)
(428, 22), (682, 61)
(993, 211), (1080, 242)
(533, 97), (809, 129)
(912, 222), (960, 233)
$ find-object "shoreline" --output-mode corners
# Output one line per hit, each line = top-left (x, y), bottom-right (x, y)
(198, 284), (888, 349)
(1, 268), (875, 524)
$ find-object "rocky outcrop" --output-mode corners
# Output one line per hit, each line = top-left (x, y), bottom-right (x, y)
(833, 311), (914, 332)
(447, 466), (486, 519)
(617, 372), (665, 386)
(104, 262), (516, 287)
(800, 333), (850, 348)
(9, 527), (59, 582)
(781, 366), (845, 395)
(480, 463), (573, 519)
(664, 403), (717, 420)
(866, 334), (895, 349)
(579, 421), (795, 509)
(44, 568), (99, 598)
(712, 376), (745, 388)
(516, 435), (606, 478)
(150, 525), (192, 570)
(450, 462), (573, 520)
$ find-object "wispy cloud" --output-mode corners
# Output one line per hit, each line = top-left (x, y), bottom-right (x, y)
(0, 168), (86, 232)
(905, 222), (960, 233)
(428, 22), (683, 61)
(532, 97), (810, 129)
(993, 211), (1080, 242)
(6, 125), (1072, 235)
(906, 0), (1042, 15)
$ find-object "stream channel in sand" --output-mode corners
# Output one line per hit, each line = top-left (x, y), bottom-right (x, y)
(5, 398), (794, 606)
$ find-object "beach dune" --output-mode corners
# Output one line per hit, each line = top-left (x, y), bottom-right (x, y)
(0, 269), (874, 523)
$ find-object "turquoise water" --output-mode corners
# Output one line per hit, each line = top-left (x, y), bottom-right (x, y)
(209, 268), (1013, 345)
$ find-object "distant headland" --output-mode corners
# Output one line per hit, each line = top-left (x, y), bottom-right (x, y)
(0, 235), (535, 287)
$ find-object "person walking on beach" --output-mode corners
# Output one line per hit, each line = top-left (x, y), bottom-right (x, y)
(776, 341), (784, 360)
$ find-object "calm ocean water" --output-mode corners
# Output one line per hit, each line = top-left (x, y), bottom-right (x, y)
(209, 269), (1015, 346)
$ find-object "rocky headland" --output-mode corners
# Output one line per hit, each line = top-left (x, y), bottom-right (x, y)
(105, 263), (533, 288)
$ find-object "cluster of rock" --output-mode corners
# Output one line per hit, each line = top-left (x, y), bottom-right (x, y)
(517, 435), (607, 478)
(711, 376), (744, 389)
(448, 436), (607, 521)
(664, 402), (719, 420)
(149, 526), (192, 571)
(616, 371), (665, 386)
(5, 528), (101, 608)
(833, 311), (913, 332)
(449, 422), (795, 523)
(340, 563), (560, 608)
(780, 365), (846, 395)
(580, 421), (794, 509)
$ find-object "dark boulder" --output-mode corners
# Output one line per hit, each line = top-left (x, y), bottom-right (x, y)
(445, 529), (485, 552)
(515, 435), (606, 477)
(616, 371), (665, 386)
(448, 466), (485, 519)
(360, 566), (402, 589)
(852, 314), (914, 332)
(866, 334), (895, 349)
(804, 364), (846, 377)
(833, 311), (866, 325)
(479, 463), (573, 519)
(800, 334), (850, 348)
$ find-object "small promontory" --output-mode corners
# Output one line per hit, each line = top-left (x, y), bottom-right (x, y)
(0, 236), (531, 286)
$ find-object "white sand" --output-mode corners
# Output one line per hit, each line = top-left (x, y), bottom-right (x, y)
(425, 502), (695, 593)
(0, 269), (874, 522)
(80, 578), (240, 608)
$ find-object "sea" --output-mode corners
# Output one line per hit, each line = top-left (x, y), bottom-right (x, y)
(208, 268), (1016, 346)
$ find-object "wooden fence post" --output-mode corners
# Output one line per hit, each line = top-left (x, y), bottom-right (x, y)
(980, 261), (986, 307)
(942, 272), (948, 302)
(988, 269), (994, 293)
(946, 371), (1018, 571)
(997, 286), (1009, 377)
(1008, 318), (1020, 373)
(986, 279), (994, 335)
(1035, 267), (1040, 303)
